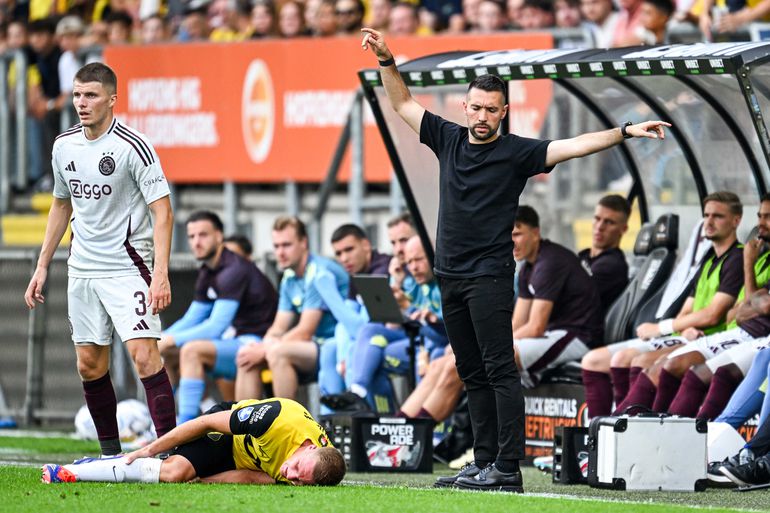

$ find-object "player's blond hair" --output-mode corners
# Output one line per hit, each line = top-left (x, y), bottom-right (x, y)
(312, 447), (346, 486)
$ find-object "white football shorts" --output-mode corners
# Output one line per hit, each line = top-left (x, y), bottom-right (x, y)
(68, 275), (161, 345)
(667, 327), (754, 361)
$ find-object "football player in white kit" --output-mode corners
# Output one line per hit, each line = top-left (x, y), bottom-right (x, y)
(24, 62), (176, 456)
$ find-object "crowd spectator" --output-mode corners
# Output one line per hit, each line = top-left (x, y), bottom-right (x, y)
(179, 6), (211, 41)
(612, 0), (644, 46)
(640, 0), (674, 43)
(461, 0), (483, 30)
(141, 13), (171, 43)
(366, 0), (392, 31)
(554, 0), (583, 26)
(335, 0), (365, 34)
(28, 18), (62, 191)
(314, 0), (338, 36)
(56, 15), (84, 100)
(507, 0), (525, 27)
(210, 0), (253, 41)
(278, 0), (309, 37)
(581, 0), (618, 47)
(6, 19), (45, 188)
(388, 1), (421, 35)
(251, 0), (277, 38)
(106, 10), (134, 44)
(518, 0), (555, 28)
(476, 0), (507, 31)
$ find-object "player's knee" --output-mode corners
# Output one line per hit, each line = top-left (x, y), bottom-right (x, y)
(76, 359), (105, 381)
(663, 354), (695, 377)
(265, 344), (286, 366)
(159, 456), (196, 483)
(610, 349), (636, 369)
(179, 340), (209, 363)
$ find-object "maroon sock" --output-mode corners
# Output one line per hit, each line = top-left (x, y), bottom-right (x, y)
(610, 367), (631, 407)
(83, 372), (120, 455)
(614, 372), (657, 415)
(629, 366), (642, 387)
(417, 407), (436, 421)
(394, 410), (408, 418)
(141, 367), (176, 438)
(582, 369), (613, 417)
(652, 369), (681, 412)
(668, 370), (708, 417)
(697, 366), (742, 420)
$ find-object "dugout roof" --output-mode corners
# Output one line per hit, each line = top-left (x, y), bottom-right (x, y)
(359, 43), (770, 259)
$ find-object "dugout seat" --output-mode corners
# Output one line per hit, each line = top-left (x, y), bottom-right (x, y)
(602, 214), (679, 344)
(631, 218), (709, 330)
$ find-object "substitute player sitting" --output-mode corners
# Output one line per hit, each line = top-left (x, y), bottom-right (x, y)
(159, 211), (278, 423)
(25, 62), (175, 456)
(42, 398), (346, 486)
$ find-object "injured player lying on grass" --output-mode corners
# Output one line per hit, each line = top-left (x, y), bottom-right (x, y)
(41, 398), (345, 486)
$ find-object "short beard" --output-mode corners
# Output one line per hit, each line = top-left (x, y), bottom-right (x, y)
(469, 125), (496, 141)
(196, 246), (218, 262)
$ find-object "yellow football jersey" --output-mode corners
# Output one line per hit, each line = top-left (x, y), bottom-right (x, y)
(228, 398), (331, 483)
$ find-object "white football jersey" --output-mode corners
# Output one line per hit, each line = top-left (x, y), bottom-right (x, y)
(52, 118), (171, 280)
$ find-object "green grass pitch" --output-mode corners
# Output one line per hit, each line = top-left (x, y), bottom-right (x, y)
(2, 434), (770, 513)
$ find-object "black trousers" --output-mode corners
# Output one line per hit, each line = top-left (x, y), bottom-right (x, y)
(438, 275), (525, 464)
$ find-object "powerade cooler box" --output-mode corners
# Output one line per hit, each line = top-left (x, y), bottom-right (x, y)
(320, 415), (433, 472)
(587, 415), (708, 491)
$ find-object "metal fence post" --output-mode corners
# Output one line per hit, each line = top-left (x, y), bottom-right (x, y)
(13, 49), (28, 191)
(223, 180), (238, 235)
(0, 54), (10, 214)
(349, 90), (364, 227)
(24, 254), (46, 425)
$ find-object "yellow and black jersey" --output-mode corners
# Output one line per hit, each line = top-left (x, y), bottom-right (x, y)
(228, 398), (331, 483)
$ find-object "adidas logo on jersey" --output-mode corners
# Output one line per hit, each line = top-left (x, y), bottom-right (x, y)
(65, 161), (77, 173)
(132, 319), (150, 331)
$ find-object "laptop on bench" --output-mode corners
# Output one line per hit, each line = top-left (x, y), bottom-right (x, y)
(351, 274), (410, 324)
(351, 274), (421, 391)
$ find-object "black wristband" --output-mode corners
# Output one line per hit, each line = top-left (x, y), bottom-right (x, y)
(621, 121), (633, 139)
(378, 57), (395, 67)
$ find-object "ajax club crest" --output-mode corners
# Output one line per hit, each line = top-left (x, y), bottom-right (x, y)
(99, 155), (116, 176)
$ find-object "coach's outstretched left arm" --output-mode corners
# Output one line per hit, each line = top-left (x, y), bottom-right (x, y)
(545, 121), (671, 167)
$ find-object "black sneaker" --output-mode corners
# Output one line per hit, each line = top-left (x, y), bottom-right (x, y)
(720, 455), (770, 487)
(455, 463), (524, 493)
(707, 460), (736, 487)
(708, 448), (755, 486)
(434, 462), (482, 488)
(320, 391), (372, 413)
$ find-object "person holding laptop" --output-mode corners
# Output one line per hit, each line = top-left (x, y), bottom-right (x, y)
(321, 235), (447, 413)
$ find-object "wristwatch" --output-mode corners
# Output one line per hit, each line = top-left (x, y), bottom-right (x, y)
(621, 121), (633, 139)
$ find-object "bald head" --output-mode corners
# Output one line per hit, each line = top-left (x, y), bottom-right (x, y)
(405, 236), (432, 284)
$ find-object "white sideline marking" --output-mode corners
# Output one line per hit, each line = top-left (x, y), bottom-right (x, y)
(342, 481), (764, 512)
(0, 430), (78, 439)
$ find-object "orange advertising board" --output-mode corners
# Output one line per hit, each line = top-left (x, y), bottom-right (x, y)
(104, 33), (553, 184)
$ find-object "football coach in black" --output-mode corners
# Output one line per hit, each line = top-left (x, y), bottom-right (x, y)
(360, 28), (670, 492)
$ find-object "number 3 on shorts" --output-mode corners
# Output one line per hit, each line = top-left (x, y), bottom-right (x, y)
(134, 291), (147, 316)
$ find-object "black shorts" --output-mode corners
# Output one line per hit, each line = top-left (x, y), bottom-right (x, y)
(172, 433), (237, 478)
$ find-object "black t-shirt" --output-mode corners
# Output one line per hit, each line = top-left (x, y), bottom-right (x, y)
(518, 240), (604, 345)
(194, 247), (278, 336)
(738, 282), (770, 337)
(420, 111), (552, 278)
(578, 247), (629, 316)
